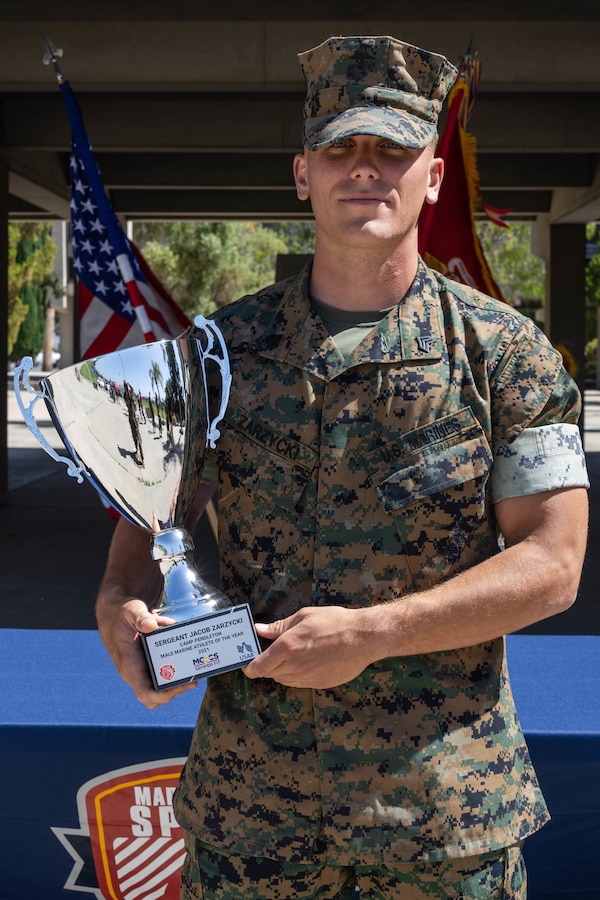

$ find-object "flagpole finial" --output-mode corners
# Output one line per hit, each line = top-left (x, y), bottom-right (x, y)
(459, 33), (479, 67)
(43, 35), (65, 83)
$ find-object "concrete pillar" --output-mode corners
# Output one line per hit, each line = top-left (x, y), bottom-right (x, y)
(51, 221), (76, 369)
(547, 224), (587, 423)
(0, 162), (8, 507)
(596, 307), (600, 390)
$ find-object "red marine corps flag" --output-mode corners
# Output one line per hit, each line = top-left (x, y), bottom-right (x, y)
(419, 52), (508, 299)
(44, 38), (191, 359)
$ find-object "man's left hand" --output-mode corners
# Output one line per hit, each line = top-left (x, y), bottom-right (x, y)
(243, 606), (373, 689)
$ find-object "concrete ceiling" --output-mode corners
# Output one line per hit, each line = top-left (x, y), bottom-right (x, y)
(2, 1), (600, 224)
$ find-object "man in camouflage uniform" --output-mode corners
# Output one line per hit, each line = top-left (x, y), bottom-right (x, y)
(97, 36), (589, 899)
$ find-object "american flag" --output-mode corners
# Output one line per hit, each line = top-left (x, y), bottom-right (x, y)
(59, 79), (191, 359)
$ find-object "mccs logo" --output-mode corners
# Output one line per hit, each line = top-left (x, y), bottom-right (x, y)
(193, 652), (220, 670)
(52, 759), (186, 900)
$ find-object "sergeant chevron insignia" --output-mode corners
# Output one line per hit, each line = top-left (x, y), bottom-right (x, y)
(416, 335), (437, 352)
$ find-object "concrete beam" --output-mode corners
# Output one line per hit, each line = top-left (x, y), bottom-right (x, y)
(95, 152), (298, 189)
(1, 94), (305, 152)
(469, 93), (600, 153)
(479, 191), (552, 215)
(7, 172), (70, 219)
(3, 0), (600, 23)
(112, 188), (311, 219)
(4, 92), (600, 155)
(550, 159), (600, 223)
(477, 154), (597, 190)
(2, 19), (600, 91)
(2, 148), (70, 218)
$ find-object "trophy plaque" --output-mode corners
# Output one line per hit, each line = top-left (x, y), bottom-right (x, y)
(14, 317), (260, 690)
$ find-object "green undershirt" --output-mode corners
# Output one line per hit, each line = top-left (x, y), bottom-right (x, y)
(310, 294), (395, 358)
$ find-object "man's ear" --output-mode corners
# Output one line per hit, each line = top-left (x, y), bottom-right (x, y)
(424, 157), (444, 206)
(293, 152), (310, 201)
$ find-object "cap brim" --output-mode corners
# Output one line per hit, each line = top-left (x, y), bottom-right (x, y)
(305, 105), (436, 151)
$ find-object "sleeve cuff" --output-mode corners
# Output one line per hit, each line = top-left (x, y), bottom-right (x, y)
(491, 423), (589, 503)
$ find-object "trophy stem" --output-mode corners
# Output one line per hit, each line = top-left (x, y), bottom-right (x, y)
(150, 527), (231, 621)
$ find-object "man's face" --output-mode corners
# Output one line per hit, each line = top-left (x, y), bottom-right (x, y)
(293, 134), (443, 253)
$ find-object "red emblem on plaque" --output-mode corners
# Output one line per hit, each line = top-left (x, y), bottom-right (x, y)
(159, 664), (176, 681)
(53, 759), (186, 899)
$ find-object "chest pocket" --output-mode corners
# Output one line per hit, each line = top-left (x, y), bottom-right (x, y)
(366, 407), (492, 511)
(217, 402), (318, 512)
(364, 407), (495, 587)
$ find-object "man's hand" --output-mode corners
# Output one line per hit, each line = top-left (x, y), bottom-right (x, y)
(96, 516), (205, 709)
(243, 606), (374, 689)
(97, 592), (198, 709)
(96, 486), (218, 708)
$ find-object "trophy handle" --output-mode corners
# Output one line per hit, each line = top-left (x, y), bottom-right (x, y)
(194, 315), (232, 449)
(13, 356), (87, 484)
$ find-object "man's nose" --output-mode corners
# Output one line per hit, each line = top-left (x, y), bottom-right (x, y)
(349, 149), (380, 178)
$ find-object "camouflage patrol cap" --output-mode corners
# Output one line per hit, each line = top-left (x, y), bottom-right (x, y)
(299, 35), (458, 150)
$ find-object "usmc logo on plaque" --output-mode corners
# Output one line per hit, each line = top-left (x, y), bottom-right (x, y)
(52, 759), (186, 900)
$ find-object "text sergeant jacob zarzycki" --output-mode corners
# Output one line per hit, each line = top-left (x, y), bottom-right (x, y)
(96, 35), (589, 900)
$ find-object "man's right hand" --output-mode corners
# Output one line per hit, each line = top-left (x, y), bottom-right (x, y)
(95, 517), (199, 708)
(97, 590), (198, 709)
(96, 485), (217, 708)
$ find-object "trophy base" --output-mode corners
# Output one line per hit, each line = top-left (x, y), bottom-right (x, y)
(141, 603), (261, 691)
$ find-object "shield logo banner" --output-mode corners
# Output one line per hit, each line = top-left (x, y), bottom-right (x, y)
(53, 758), (186, 900)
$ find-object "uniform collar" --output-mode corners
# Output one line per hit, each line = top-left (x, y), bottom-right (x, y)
(254, 258), (443, 380)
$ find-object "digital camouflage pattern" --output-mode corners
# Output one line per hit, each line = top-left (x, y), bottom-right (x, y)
(299, 36), (458, 150)
(491, 422), (588, 502)
(173, 260), (581, 865)
(181, 834), (527, 899)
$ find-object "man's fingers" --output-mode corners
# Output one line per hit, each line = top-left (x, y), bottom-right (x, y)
(254, 620), (286, 640)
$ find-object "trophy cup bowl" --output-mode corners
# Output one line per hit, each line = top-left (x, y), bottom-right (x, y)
(13, 317), (260, 690)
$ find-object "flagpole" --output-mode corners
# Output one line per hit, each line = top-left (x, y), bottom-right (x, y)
(42, 35), (65, 84)
(43, 37), (157, 346)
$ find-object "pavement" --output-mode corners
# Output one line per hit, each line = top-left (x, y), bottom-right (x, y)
(3, 372), (600, 634)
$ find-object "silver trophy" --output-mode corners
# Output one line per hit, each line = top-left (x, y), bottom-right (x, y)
(13, 316), (260, 690)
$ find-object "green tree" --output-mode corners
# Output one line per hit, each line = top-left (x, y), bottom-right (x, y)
(475, 220), (545, 305)
(133, 222), (288, 318)
(585, 224), (600, 368)
(585, 223), (600, 307)
(8, 223), (58, 360)
(268, 222), (315, 255)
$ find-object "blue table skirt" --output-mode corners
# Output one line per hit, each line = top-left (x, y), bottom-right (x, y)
(1, 630), (598, 899)
(506, 635), (600, 898)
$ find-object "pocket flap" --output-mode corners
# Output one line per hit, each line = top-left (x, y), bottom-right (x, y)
(365, 408), (492, 511)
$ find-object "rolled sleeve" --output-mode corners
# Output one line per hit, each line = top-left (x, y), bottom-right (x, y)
(491, 423), (589, 503)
